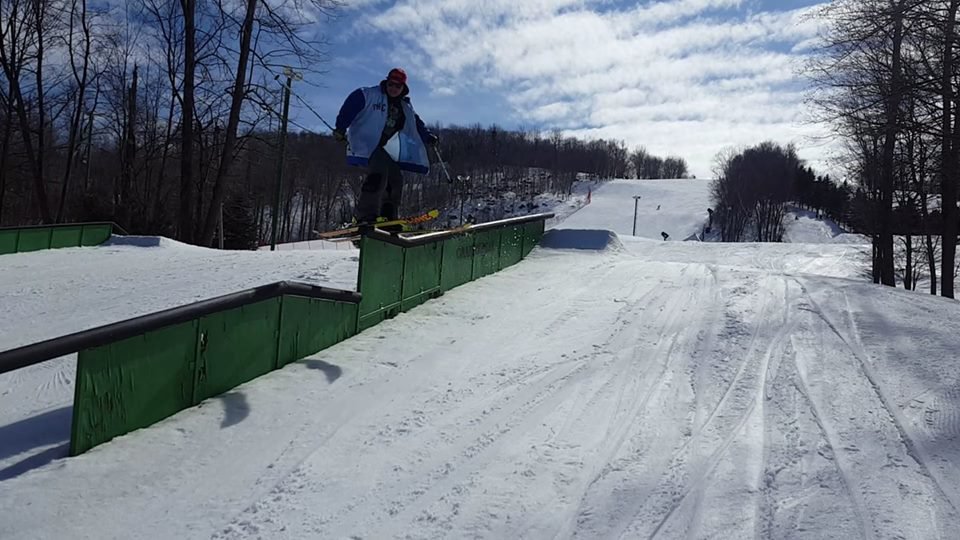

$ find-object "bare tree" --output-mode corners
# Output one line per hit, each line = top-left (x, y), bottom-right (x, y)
(178, 0), (195, 242)
(875, 0), (912, 287)
(937, 0), (960, 297)
(55, 0), (93, 222)
(0, 69), (12, 222)
(197, 0), (258, 245)
(807, 0), (930, 287)
(0, 0), (55, 222)
(661, 156), (689, 179)
(711, 142), (798, 242)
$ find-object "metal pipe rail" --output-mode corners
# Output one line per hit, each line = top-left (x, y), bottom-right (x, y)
(0, 281), (361, 376)
(364, 212), (556, 247)
(0, 221), (129, 235)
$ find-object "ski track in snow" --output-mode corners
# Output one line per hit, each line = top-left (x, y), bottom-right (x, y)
(190, 255), (960, 539)
(3, 179), (960, 539)
(790, 280), (960, 539)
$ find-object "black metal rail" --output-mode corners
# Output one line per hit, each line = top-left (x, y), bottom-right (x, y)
(0, 221), (130, 235)
(0, 281), (361, 376)
(365, 212), (555, 247)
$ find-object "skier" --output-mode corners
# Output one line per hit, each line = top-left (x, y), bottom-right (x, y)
(333, 67), (439, 228)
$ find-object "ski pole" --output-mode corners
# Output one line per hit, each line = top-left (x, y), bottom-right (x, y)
(292, 92), (350, 151)
(293, 92), (337, 133)
(434, 146), (453, 184)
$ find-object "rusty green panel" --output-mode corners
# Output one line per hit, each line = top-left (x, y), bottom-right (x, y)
(472, 229), (501, 279)
(51, 226), (84, 249)
(194, 298), (281, 401)
(70, 320), (199, 455)
(522, 220), (545, 258)
(499, 225), (524, 269)
(0, 230), (18, 255)
(401, 242), (442, 311)
(17, 228), (52, 253)
(81, 223), (113, 246)
(277, 296), (358, 367)
(357, 236), (405, 331)
(440, 233), (475, 292)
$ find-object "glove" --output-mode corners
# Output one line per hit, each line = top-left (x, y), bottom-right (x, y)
(428, 134), (440, 148)
(333, 129), (347, 143)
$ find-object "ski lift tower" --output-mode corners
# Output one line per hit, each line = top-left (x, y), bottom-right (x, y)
(632, 195), (642, 236)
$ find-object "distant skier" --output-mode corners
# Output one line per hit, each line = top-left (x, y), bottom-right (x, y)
(333, 68), (439, 226)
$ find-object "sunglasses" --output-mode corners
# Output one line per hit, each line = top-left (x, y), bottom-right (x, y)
(387, 81), (404, 89)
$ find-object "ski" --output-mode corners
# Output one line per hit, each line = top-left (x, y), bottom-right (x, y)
(404, 223), (474, 237)
(327, 221), (473, 243)
(315, 209), (440, 240)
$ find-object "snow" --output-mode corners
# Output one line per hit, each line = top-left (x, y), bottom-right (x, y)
(561, 179), (712, 241)
(0, 240), (360, 486)
(0, 241), (359, 352)
(783, 207), (866, 244)
(258, 238), (358, 251)
(3, 179), (960, 539)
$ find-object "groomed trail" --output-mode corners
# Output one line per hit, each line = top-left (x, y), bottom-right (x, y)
(2, 180), (960, 539)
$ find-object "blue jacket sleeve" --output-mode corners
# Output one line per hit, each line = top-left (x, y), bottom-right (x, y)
(335, 89), (365, 132)
(415, 114), (437, 144)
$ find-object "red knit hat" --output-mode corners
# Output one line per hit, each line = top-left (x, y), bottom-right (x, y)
(387, 68), (407, 85)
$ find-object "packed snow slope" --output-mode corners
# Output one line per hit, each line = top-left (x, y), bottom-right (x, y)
(783, 207), (866, 244)
(563, 178), (863, 244)
(3, 179), (960, 539)
(561, 179), (713, 240)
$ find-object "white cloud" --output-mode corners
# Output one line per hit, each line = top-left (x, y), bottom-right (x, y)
(342, 0), (392, 10)
(358, 0), (834, 177)
(432, 86), (456, 96)
(528, 101), (576, 122)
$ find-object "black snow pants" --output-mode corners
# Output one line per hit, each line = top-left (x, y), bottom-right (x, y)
(356, 147), (404, 222)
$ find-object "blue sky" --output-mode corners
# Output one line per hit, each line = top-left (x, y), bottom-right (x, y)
(293, 0), (833, 178)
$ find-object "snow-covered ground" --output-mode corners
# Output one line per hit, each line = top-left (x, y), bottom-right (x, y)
(783, 207), (866, 244)
(3, 179), (960, 539)
(258, 238), (358, 251)
(2, 236), (359, 351)
(0, 236), (360, 486)
(561, 179), (712, 241)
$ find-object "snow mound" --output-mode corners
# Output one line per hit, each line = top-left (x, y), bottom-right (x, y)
(539, 229), (623, 251)
(102, 235), (205, 250)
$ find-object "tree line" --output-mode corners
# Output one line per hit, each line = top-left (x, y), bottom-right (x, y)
(630, 146), (691, 179)
(710, 141), (852, 243)
(0, 0), (343, 246)
(807, 0), (960, 297)
(712, 1), (960, 298)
